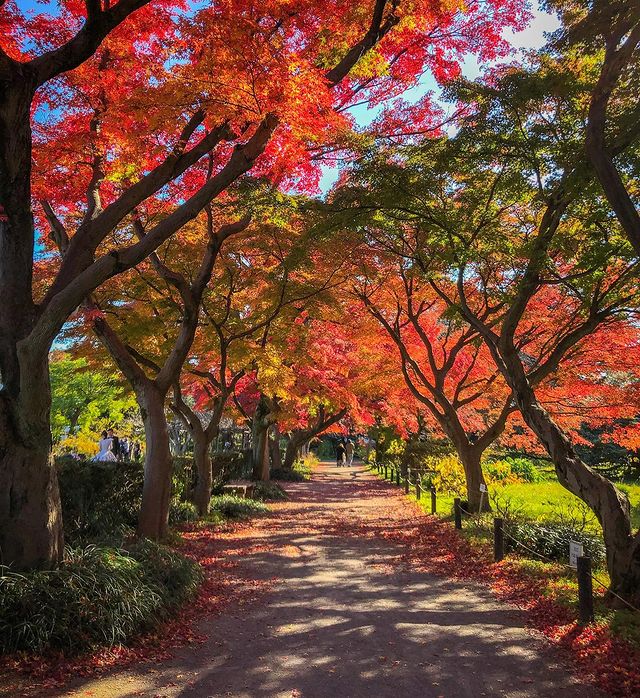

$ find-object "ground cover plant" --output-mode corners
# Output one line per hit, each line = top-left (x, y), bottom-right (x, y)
(0, 542), (202, 655)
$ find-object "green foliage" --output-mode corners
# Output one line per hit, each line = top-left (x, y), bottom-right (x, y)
(58, 458), (198, 543)
(57, 458), (143, 544)
(208, 495), (269, 520)
(252, 482), (288, 501)
(50, 354), (137, 453)
(506, 521), (606, 567)
(169, 499), (199, 523)
(270, 467), (306, 482)
(0, 542), (201, 655)
(498, 457), (545, 483)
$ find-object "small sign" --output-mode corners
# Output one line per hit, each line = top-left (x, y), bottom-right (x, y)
(479, 484), (487, 493)
(569, 541), (584, 569)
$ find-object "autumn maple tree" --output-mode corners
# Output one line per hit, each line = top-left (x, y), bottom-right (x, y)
(0, 0), (528, 569)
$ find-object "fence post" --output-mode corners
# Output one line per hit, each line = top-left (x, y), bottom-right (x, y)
(415, 480), (421, 501)
(390, 467), (394, 482)
(431, 488), (437, 515)
(577, 556), (594, 624)
(454, 498), (462, 529)
(396, 469), (400, 486)
(404, 476), (409, 494)
(494, 517), (504, 562)
(384, 465), (388, 479)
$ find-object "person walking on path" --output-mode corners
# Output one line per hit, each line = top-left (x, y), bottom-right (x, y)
(336, 441), (346, 467)
(345, 439), (355, 466)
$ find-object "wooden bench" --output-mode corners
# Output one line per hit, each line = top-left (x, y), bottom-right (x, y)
(222, 482), (255, 499)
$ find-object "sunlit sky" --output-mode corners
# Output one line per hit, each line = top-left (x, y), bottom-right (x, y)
(318, 3), (561, 191)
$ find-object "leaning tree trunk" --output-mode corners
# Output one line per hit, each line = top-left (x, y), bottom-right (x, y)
(192, 428), (213, 517)
(137, 385), (173, 540)
(0, 365), (64, 569)
(501, 344), (640, 605)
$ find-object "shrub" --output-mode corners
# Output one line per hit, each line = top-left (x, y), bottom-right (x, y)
(506, 521), (606, 567)
(169, 499), (199, 523)
(500, 456), (544, 483)
(57, 458), (201, 542)
(209, 495), (269, 520)
(252, 482), (288, 501)
(0, 543), (202, 655)
(270, 467), (305, 482)
(57, 459), (143, 543)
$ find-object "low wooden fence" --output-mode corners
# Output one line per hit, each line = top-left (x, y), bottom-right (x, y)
(368, 461), (640, 623)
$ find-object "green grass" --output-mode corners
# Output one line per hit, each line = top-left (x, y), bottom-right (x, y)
(419, 480), (640, 532)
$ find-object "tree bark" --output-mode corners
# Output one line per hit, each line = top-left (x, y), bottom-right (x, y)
(456, 445), (490, 513)
(137, 383), (173, 539)
(269, 425), (283, 470)
(0, 387), (63, 570)
(283, 436), (302, 471)
(496, 337), (640, 605)
(192, 427), (212, 516)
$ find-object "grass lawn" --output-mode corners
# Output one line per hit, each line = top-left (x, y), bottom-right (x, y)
(425, 480), (640, 532)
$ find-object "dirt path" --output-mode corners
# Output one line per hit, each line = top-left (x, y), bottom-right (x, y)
(62, 463), (605, 698)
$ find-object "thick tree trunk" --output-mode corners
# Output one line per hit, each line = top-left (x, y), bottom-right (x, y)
(137, 385), (173, 539)
(500, 343), (640, 605)
(251, 395), (274, 481)
(457, 445), (490, 513)
(192, 428), (212, 516)
(269, 426), (283, 470)
(0, 390), (63, 570)
(283, 437), (301, 471)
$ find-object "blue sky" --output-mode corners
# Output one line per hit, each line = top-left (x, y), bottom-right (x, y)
(318, 3), (561, 192)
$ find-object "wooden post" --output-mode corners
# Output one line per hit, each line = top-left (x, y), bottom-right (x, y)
(404, 477), (409, 494)
(454, 498), (462, 529)
(384, 465), (388, 479)
(431, 488), (437, 515)
(415, 480), (421, 501)
(396, 469), (400, 486)
(390, 466), (394, 482)
(577, 556), (594, 624)
(494, 517), (504, 562)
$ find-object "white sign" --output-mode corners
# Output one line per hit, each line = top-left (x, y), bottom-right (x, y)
(479, 484), (487, 493)
(569, 541), (584, 569)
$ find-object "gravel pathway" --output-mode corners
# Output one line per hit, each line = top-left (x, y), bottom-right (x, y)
(63, 463), (606, 698)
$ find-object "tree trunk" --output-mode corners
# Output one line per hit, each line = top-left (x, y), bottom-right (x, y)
(283, 434), (304, 471)
(137, 385), (173, 539)
(500, 342), (640, 605)
(252, 421), (271, 481)
(192, 428), (212, 517)
(0, 390), (63, 570)
(269, 426), (283, 470)
(251, 395), (274, 481)
(458, 446), (490, 513)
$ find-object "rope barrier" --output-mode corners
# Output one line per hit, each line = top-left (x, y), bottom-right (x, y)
(367, 463), (639, 613)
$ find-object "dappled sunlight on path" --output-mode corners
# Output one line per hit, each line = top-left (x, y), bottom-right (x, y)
(59, 462), (603, 698)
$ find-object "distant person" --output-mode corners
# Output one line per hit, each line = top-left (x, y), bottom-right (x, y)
(336, 441), (346, 467)
(94, 431), (117, 462)
(345, 439), (355, 466)
(107, 428), (120, 460)
(132, 441), (141, 462)
(120, 437), (130, 461)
